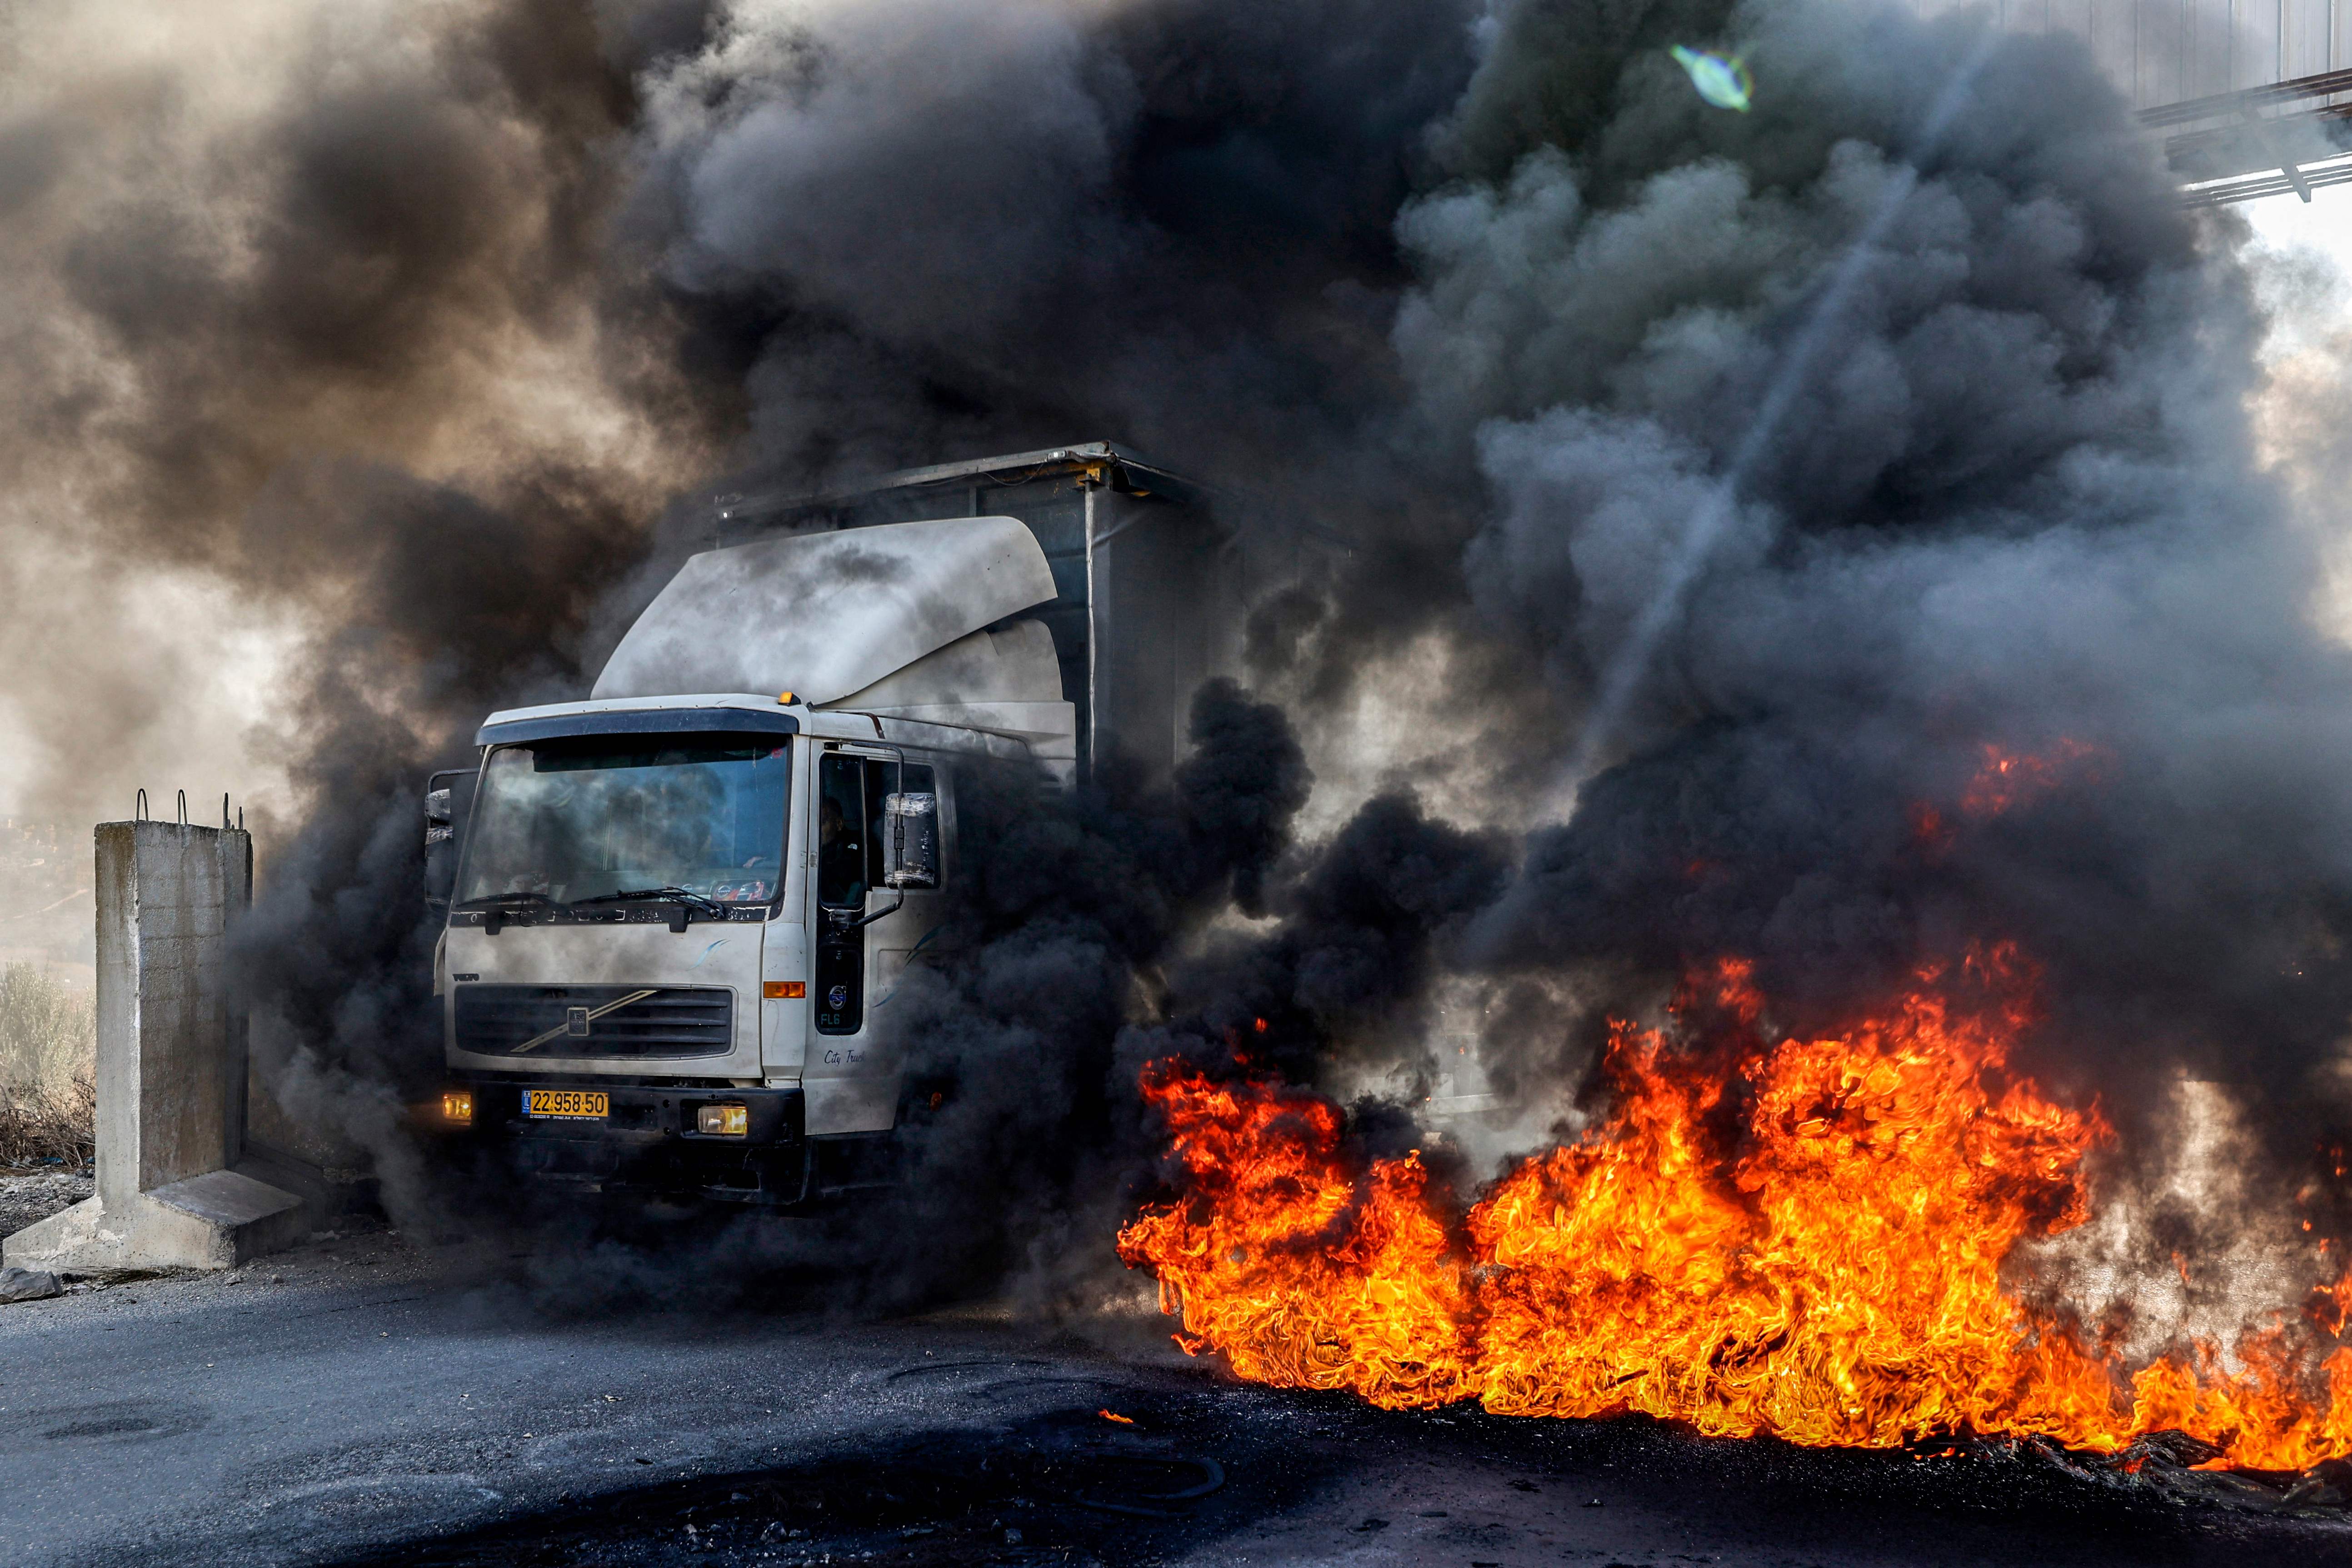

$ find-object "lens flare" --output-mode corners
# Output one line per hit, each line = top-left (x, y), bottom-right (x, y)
(1671, 46), (1753, 112)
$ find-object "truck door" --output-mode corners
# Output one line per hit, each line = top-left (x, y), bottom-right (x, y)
(807, 749), (943, 1133)
(812, 751), (944, 1038)
(813, 753), (872, 1033)
(809, 752), (936, 1133)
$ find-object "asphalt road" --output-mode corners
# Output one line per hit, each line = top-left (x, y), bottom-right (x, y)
(4, 1219), (2349, 1568)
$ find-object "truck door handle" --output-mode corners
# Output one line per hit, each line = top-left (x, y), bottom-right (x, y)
(819, 894), (904, 932)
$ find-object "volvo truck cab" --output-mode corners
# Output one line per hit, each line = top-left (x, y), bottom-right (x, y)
(432, 511), (1068, 1202)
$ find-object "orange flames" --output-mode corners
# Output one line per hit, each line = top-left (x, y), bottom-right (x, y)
(1118, 953), (2352, 1469)
(1912, 740), (2108, 854)
(1960, 739), (2105, 819)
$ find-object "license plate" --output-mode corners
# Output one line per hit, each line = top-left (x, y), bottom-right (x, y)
(522, 1088), (608, 1120)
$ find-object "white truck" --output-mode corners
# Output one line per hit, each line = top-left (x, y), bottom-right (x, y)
(425, 445), (1248, 1202)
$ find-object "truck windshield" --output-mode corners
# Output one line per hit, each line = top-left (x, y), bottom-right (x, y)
(457, 735), (790, 908)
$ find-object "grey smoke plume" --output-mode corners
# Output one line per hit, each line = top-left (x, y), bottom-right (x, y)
(622, 0), (1480, 510)
(789, 678), (1315, 1310)
(1413, 3), (2352, 1174)
(12, 0), (2352, 1315)
(0, 0), (727, 1207)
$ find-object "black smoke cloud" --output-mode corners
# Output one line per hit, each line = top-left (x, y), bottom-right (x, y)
(807, 677), (1312, 1311)
(625, 0), (1482, 509)
(0, 0), (725, 1195)
(1418, 4), (2352, 1173)
(632, 0), (2352, 1241)
(1159, 793), (1508, 1088)
(633, 0), (2352, 1173)
(16, 0), (2352, 1301)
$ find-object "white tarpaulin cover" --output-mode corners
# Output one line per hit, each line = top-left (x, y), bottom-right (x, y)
(593, 516), (1059, 705)
(824, 618), (1060, 707)
(824, 619), (1074, 758)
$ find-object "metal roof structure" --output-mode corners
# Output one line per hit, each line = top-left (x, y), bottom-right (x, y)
(1902, 0), (2352, 203)
(712, 442), (1209, 534)
(2141, 67), (2352, 202)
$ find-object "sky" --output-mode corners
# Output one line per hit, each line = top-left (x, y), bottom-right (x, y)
(2243, 180), (2352, 361)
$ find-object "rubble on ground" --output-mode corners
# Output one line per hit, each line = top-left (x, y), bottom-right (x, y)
(0, 1264), (62, 1302)
(0, 1164), (90, 1237)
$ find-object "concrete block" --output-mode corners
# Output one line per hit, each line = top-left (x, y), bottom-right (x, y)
(4, 820), (319, 1273)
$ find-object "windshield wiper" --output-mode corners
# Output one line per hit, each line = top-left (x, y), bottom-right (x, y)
(574, 886), (727, 932)
(454, 891), (561, 911)
(454, 890), (563, 935)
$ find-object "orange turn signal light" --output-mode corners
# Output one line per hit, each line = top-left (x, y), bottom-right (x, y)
(441, 1090), (474, 1125)
(763, 980), (806, 999)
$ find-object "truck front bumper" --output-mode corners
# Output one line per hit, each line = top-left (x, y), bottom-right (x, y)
(448, 1075), (808, 1202)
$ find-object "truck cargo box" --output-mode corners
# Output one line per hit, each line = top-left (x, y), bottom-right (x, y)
(712, 442), (1238, 784)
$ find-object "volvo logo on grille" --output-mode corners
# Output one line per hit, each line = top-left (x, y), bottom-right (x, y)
(459, 986), (718, 1057)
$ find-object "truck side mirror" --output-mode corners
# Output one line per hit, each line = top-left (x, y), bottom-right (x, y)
(424, 768), (477, 913)
(883, 792), (938, 889)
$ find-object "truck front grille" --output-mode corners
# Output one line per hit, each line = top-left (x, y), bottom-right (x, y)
(453, 985), (735, 1059)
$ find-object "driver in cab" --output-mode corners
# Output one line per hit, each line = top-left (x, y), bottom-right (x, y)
(818, 795), (866, 909)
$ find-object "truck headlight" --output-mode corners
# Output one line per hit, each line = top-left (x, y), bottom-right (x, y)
(442, 1090), (474, 1125)
(697, 1104), (748, 1137)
